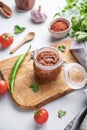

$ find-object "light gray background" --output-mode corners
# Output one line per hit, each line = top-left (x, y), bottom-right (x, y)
(0, 0), (87, 130)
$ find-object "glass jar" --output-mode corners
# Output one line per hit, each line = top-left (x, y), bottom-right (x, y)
(15, 0), (35, 11)
(33, 46), (64, 81)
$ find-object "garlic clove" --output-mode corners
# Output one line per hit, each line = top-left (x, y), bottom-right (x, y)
(31, 5), (47, 23)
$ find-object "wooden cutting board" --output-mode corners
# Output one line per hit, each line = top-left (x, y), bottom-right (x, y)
(0, 39), (78, 110)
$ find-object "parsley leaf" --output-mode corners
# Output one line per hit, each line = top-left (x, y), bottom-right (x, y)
(58, 110), (66, 118)
(14, 25), (26, 34)
(58, 45), (66, 52)
(29, 83), (39, 92)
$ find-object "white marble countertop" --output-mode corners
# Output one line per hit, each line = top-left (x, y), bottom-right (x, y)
(0, 0), (87, 130)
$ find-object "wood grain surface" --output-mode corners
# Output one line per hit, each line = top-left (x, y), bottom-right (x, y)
(0, 39), (78, 110)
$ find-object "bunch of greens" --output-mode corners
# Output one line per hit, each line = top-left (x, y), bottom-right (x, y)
(54, 0), (87, 42)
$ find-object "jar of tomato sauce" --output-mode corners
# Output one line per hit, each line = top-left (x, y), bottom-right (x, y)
(33, 47), (87, 90)
(33, 46), (64, 81)
(15, 0), (35, 11)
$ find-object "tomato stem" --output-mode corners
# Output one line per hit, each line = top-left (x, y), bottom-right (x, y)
(35, 110), (40, 115)
(4, 34), (9, 39)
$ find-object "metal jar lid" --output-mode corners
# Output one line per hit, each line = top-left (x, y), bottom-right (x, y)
(63, 62), (87, 89)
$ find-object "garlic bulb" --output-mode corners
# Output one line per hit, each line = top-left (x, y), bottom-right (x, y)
(31, 6), (47, 23)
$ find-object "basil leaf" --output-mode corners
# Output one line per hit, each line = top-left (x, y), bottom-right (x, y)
(29, 83), (39, 92)
(58, 45), (66, 52)
(14, 25), (26, 34)
(58, 110), (66, 118)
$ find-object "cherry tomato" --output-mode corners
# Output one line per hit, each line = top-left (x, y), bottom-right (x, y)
(34, 108), (49, 124)
(0, 33), (14, 48)
(0, 80), (8, 95)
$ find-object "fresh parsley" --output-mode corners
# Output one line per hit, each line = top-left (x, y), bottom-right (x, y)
(58, 110), (66, 118)
(14, 25), (26, 34)
(29, 83), (39, 92)
(58, 45), (66, 52)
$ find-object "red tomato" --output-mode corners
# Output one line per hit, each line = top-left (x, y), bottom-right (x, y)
(34, 108), (49, 124)
(0, 80), (8, 95)
(0, 33), (14, 48)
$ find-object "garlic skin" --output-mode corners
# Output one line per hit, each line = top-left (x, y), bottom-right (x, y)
(31, 6), (47, 23)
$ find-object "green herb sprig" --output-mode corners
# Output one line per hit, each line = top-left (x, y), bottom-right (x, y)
(29, 83), (39, 93)
(58, 110), (66, 118)
(14, 25), (26, 34)
(58, 45), (66, 52)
